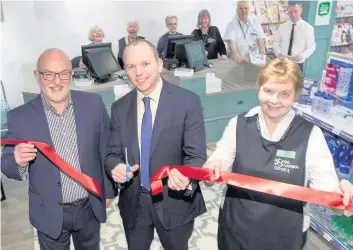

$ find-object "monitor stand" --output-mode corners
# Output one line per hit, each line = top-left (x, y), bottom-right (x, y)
(193, 64), (205, 72)
(94, 74), (119, 84)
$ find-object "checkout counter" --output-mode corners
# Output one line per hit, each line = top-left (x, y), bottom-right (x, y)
(22, 59), (261, 143)
(161, 59), (260, 143)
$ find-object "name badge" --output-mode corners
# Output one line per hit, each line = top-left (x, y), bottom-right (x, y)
(276, 150), (296, 159)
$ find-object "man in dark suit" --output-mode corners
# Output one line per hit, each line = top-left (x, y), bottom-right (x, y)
(1, 48), (116, 250)
(105, 39), (207, 250)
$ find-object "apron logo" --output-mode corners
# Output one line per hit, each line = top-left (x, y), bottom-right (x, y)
(273, 158), (300, 174)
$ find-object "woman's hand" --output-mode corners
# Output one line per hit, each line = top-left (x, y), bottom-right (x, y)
(335, 179), (353, 216)
(203, 160), (223, 185)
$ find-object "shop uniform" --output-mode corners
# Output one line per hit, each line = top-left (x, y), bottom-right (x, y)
(207, 106), (340, 250)
(273, 18), (316, 70)
(192, 26), (227, 59)
(224, 15), (265, 62)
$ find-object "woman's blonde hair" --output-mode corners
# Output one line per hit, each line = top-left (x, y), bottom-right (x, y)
(88, 26), (105, 41)
(197, 9), (211, 27)
(165, 15), (178, 26)
(257, 58), (303, 97)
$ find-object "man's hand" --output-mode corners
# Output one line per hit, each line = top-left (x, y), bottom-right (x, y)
(106, 199), (114, 208)
(167, 169), (190, 191)
(295, 55), (302, 62)
(234, 54), (244, 63)
(14, 143), (37, 167)
(111, 163), (139, 184)
(335, 180), (353, 216)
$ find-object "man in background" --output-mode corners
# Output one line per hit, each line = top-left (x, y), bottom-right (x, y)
(1, 48), (115, 249)
(224, 0), (265, 63)
(273, 3), (316, 71)
(106, 39), (207, 250)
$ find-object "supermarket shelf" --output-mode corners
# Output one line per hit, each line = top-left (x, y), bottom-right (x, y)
(310, 216), (349, 250)
(292, 104), (353, 143)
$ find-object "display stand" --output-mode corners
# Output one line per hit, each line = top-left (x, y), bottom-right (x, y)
(294, 52), (353, 250)
(330, 1), (353, 56)
(250, 0), (289, 60)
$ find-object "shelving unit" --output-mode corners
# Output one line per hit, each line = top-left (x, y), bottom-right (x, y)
(249, 0), (289, 56)
(294, 51), (353, 250)
(331, 1), (353, 55)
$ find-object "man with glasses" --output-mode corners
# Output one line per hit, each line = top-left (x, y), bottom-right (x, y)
(1, 48), (116, 249)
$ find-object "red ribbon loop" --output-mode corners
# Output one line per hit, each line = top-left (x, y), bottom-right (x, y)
(1, 139), (102, 198)
(151, 166), (353, 210)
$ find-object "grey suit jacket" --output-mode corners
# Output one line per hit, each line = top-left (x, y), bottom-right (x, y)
(105, 80), (207, 230)
(1, 90), (116, 239)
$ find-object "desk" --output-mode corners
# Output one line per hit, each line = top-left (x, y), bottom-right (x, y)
(161, 59), (260, 143)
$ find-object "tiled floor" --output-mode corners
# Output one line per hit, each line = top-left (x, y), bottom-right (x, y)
(1, 146), (335, 249)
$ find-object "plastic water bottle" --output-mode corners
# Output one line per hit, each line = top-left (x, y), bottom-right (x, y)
(311, 91), (322, 114)
(320, 93), (333, 116)
(337, 167), (350, 180)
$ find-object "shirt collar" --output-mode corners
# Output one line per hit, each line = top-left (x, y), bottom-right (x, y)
(137, 77), (163, 102)
(245, 105), (296, 121)
(290, 18), (302, 25)
(41, 91), (72, 113)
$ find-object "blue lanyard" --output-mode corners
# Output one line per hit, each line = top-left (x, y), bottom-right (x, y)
(238, 19), (249, 40)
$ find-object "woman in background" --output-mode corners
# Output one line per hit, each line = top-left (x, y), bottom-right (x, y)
(117, 21), (145, 68)
(157, 15), (183, 57)
(79, 26), (105, 68)
(192, 9), (227, 60)
(205, 58), (353, 250)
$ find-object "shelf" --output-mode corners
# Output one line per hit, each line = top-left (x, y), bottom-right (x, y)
(292, 104), (353, 143)
(310, 204), (353, 250)
(336, 15), (353, 18)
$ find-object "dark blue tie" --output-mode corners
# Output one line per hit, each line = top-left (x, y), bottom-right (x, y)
(141, 97), (152, 190)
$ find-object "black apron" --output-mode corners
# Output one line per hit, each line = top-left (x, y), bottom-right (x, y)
(218, 114), (313, 250)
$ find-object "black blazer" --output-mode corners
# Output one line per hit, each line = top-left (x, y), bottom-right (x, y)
(192, 26), (227, 59)
(105, 80), (207, 230)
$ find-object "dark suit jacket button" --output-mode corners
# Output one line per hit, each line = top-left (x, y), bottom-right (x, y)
(58, 202), (63, 206)
(57, 182), (61, 186)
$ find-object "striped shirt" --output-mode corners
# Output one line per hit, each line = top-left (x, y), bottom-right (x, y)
(19, 92), (88, 203)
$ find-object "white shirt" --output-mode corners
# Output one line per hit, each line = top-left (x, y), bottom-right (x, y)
(224, 15), (265, 62)
(273, 18), (316, 63)
(206, 106), (340, 231)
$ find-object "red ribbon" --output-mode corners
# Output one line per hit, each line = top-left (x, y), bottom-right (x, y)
(151, 166), (353, 210)
(1, 139), (102, 198)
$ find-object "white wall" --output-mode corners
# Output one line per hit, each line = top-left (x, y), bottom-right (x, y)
(1, 0), (236, 108)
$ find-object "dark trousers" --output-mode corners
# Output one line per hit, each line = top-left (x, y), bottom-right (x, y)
(124, 187), (194, 250)
(38, 198), (100, 250)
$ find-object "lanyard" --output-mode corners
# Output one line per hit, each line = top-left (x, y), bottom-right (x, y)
(238, 19), (249, 40)
(255, 114), (294, 142)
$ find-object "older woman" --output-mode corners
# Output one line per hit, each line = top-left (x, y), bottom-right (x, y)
(117, 21), (145, 68)
(205, 58), (353, 250)
(157, 15), (183, 57)
(192, 9), (227, 60)
(79, 26), (105, 68)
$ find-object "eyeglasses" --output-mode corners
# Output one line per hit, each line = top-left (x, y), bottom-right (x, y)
(38, 71), (72, 81)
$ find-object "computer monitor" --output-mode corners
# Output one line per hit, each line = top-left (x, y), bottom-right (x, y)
(163, 35), (195, 59)
(177, 40), (208, 72)
(81, 43), (121, 82)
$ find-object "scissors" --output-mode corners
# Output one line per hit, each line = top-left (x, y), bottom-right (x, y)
(125, 147), (131, 181)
